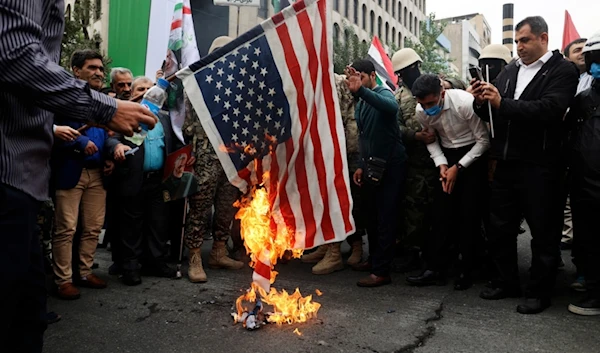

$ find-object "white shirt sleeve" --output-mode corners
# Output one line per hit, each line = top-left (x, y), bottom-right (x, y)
(457, 103), (490, 168)
(416, 108), (448, 167)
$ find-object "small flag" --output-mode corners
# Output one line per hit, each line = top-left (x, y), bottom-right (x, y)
(177, 0), (355, 292)
(562, 10), (581, 53)
(368, 36), (398, 92)
(164, 0), (201, 143)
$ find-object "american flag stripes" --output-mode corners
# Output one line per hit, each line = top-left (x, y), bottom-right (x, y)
(178, 0), (355, 291)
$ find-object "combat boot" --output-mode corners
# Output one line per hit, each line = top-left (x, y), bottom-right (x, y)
(188, 248), (207, 283)
(346, 240), (363, 266)
(208, 241), (244, 270)
(312, 243), (344, 275)
(301, 245), (327, 264)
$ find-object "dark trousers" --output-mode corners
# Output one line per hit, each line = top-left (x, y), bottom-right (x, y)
(104, 189), (122, 265)
(426, 146), (487, 274)
(168, 198), (186, 259)
(120, 173), (169, 271)
(362, 161), (405, 277)
(0, 184), (46, 353)
(487, 160), (563, 298)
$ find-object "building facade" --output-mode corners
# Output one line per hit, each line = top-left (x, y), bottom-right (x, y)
(439, 13), (492, 81)
(64, 0), (110, 54)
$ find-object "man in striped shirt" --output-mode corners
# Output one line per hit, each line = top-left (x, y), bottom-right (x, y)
(0, 1), (156, 351)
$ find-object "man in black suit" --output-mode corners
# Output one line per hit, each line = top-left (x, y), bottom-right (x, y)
(106, 77), (184, 285)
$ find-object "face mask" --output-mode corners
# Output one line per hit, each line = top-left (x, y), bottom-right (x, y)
(423, 97), (443, 116)
(591, 62), (600, 79)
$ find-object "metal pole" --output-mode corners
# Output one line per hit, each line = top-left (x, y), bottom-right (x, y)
(175, 197), (188, 279)
(237, 5), (241, 38)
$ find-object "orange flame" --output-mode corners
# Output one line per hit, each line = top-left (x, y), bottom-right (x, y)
(234, 172), (320, 327)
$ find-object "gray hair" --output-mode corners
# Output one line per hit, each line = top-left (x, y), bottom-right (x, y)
(110, 67), (133, 83)
(131, 76), (153, 90)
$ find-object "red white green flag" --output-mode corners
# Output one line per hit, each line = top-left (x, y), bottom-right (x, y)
(367, 36), (397, 92)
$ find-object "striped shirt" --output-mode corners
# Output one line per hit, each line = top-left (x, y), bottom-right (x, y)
(0, 0), (118, 200)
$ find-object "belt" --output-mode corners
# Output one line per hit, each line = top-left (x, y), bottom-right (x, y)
(143, 170), (162, 179)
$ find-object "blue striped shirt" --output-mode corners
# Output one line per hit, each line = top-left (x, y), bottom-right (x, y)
(0, 0), (118, 200)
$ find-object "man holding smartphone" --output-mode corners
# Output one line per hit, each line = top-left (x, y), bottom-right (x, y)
(471, 16), (579, 314)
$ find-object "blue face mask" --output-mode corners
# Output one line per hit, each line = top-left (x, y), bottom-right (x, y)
(591, 63), (600, 79)
(424, 98), (443, 116)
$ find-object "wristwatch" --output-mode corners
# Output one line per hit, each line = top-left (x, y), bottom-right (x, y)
(454, 163), (464, 173)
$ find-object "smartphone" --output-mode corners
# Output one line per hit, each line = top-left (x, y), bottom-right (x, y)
(469, 65), (484, 82)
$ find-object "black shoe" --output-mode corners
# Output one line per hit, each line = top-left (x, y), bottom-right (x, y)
(122, 270), (142, 286)
(46, 311), (61, 325)
(142, 262), (177, 278)
(516, 298), (551, 315)
(568, 296), (600, 316)
(406, 270), (446, 287)
(454, 274), (473, 291)
(392, 255), (422, 273)
(480, 285), (522, 300)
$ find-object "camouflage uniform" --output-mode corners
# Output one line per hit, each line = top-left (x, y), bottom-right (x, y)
(335, 74), (363, 238)
(395, 84), (438, 248)
(183, 96), (239, 249)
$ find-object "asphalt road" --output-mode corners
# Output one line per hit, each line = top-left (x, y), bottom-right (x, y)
(44, 227), (600, 353)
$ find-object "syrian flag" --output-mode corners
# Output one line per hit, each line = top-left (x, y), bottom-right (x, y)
(368, 36), (397, 92)
(164, 0), (201, 143)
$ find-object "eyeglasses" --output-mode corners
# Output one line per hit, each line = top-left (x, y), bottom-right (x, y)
(116, 82), (132, 88)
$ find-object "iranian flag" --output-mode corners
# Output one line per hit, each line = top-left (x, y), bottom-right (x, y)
(368, 36), (397, 92)
(164, 0), (201, 143)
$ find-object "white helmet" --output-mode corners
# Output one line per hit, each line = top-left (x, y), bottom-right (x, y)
(479, 44), (512, 64)
(582, 31), (600, 53)
(392, 48), (422, 72)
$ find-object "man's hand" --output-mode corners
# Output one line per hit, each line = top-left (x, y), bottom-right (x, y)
(344, 66), (362, 93)
(416, 129), (436, 144)
(470, 79), (485, 105)
(353, 168), (363, 186)
(84, 141), (99, 155)
(156, 69), (164, 81)
(439, 164), (448, 191)
(103, 160), (115, 176)
(443, 165), (459, 194)
(54, 125), (81, 142)
(114, 143), (132, 162)
(482, 82), (502, 109)
(107, 100), (157, 137)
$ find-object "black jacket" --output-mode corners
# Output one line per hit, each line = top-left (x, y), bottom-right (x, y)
(475, 50), (579, 167)
(567, 80), (600, 201)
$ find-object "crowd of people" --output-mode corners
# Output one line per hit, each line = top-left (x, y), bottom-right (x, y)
(1, 2), (599, 351)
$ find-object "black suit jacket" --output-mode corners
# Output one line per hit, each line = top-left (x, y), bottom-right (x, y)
(106, 111), (184, 196)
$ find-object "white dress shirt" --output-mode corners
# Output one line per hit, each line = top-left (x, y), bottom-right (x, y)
(514, 51), (553, 100)
(577, 72), (593, 96)
(416, 89), (490, 168)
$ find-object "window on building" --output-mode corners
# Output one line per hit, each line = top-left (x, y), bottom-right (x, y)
(344, 29), (351, 43)
(370, 10), (375, 34)
(392, 1), (396, 17)
(385, 0), (389, 12)
(362, 4), (367, 30)
(404, 7), (407, 27)
(399, 33), (403, 47)
(398, 2), (402, 23)
(344, 0), (349, 18)
(385, 22), (390, 43)
(392, 28), (396, 46)
(409, 11), (413, 32)
(415, 18), (419, 37)
(334, 23), (340, 42)
(334, 0), (339, 11)
(258, 0), (268, 18)
(65, 4), (71, 20)
(353, 0), (359, 24)
(378, 0), (382, 7)
(378, 16), (382, 39)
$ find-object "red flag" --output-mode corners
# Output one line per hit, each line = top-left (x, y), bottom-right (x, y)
(562, 10), (581, 52)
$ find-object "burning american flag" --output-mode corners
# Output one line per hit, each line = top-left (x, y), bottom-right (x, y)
(177, 0), (353, 318)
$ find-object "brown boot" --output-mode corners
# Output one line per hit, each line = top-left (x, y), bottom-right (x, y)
(346, 240), (363, 266)
(312, 243), (344, 275)
(301, 245), (328, 264)
(208, 241), (244, 270)
(57, 283), (80, 300)
(77, 274), (107, 289)
(188, 248), (207, 283)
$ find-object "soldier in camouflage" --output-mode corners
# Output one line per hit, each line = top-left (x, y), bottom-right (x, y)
(302, 73), (365, 274)
(391, 48), (438, 272)
(183, 36), (244, 283)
